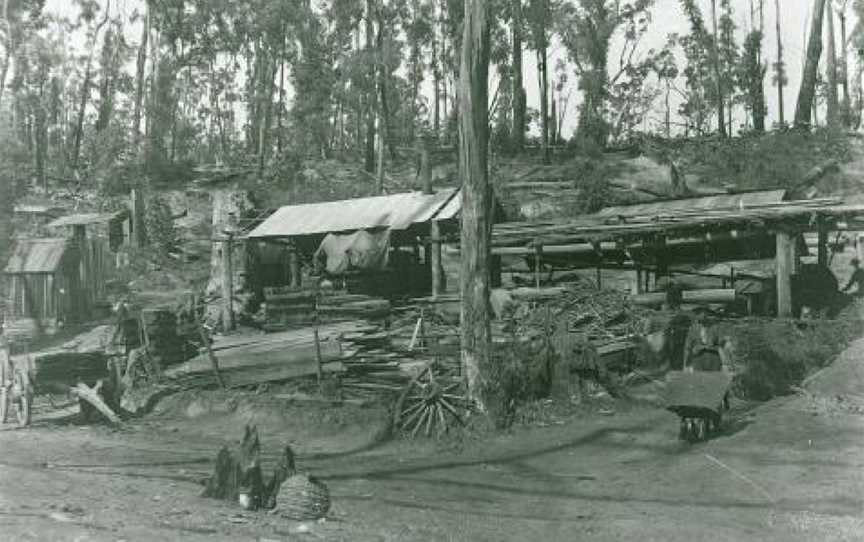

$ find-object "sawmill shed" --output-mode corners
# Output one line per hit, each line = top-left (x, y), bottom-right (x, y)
(243, 188), (483, 299)
(491, 191), (864, 317)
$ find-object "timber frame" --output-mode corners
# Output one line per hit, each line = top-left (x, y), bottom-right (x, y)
(490, 198), (864, 317)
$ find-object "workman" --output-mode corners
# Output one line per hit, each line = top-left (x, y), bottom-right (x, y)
(842, 258), (864, 297)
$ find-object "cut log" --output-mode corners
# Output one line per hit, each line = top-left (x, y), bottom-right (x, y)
(509, 287), (567, 301)
(631, 288), (737, 307)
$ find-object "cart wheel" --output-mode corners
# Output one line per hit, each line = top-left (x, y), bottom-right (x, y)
(15, 394), (31, 427)
(393, 363), (467, 438)
(0, 387), (8, 424)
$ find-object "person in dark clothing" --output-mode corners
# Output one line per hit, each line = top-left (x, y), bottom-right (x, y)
(842, 258), (864, 296)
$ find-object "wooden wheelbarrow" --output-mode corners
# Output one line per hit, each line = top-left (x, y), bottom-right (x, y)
(665, 368), (732, 442)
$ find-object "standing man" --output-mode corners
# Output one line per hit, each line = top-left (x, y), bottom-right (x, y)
(842, 258), (864, 296)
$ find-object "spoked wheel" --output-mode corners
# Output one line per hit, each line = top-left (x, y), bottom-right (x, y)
(393, 363), (468, 438)
(10, 371), (33, 427)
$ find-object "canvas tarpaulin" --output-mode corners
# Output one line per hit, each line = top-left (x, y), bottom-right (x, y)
(315, 230), (390, 275)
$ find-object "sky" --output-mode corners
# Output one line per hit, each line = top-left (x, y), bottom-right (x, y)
(44, 0), (849, 139)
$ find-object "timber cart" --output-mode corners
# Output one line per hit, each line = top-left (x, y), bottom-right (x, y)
(1, 318), (117, 427)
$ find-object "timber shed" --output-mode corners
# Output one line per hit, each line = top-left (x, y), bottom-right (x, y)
(492, 191), (864, 317)
(3, 238), (81, 332)
(244, 188), (468, 298)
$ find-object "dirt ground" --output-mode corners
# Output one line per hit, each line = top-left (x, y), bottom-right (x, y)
(2, 340), (864, 542)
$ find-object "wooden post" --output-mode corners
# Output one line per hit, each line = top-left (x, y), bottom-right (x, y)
(221, 233), (235, 331)
(313, 289), (323, 392)
(289, 243), (301, 288)
(855, 234), (864, 262)
(73, 224), (90, 313)
(817, 221), (829, 266)
(431, 220), (443, 298)
(534, 243), (543, 289)
(776, 231), (793, 318)
(631, 267), (644, 295)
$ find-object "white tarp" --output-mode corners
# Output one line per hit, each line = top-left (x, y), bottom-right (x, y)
(315, 230), (391, 275)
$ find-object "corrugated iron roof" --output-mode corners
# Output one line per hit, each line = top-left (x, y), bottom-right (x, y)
(595, 189), (787, 218)
(47, 211), (127, 228)
(3, 238), (69, 274)
(434, 190), (462, 221)
(247, 188), (460, 238)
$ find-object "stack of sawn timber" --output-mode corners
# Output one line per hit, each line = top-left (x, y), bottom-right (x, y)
(164, 322), (368, 389)
(339, 323), (411, 394)
(262, 287), (391, 330)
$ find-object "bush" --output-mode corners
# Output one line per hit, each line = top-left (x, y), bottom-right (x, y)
(481, 339), (551, 429)
(719, 318), (860, 401)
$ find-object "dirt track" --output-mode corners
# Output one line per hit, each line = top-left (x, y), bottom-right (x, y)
(2, 345), (864, 541)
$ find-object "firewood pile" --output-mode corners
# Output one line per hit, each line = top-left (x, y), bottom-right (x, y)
(507, 287), (647, 341)
(501, 286), (652, 373)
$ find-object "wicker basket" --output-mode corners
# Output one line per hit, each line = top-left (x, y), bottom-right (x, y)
(273, 474), (331, 520)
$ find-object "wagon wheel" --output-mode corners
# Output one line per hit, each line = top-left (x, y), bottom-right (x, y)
(10, 370), (32, 427)
(393, 363), (468, 438)
(0, 386), (8, 424)
(14, 393), (31, 427)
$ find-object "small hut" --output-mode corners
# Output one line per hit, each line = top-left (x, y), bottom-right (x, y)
(3, 238), (80, 332)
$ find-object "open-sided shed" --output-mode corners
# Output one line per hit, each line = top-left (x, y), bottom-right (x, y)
(244, 188), (463, 297)
(491, 193), (864, 317)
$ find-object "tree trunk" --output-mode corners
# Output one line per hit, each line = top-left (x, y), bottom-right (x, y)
(537, 14), (549, 161)
(825, 0), (839, 128)
(133, 1), (149, 147)
(364, 0), (376, 173)
(838, 9), (849, 108)
(664, 81), (671, 137)
(510, 0), (525, 150)
(205, 191), (254, 327)
(459, 0), (491, 408)
(774, 0), (785, 126)
(34, 87), (47, 191)
(710, 0), (727, 137)
(433, 35), (441, 137)
(277, 58), (285, 153)
(795, 0), (827, 129)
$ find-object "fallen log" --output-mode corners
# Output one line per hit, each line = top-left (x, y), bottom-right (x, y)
(72, 382), (122, 425)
